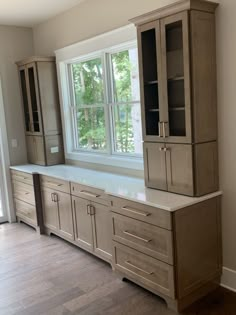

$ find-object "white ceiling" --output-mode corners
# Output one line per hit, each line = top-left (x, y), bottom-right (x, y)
(0, 0), (86, 27)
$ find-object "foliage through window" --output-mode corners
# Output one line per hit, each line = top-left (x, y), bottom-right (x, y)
(69, 44), (142, 156)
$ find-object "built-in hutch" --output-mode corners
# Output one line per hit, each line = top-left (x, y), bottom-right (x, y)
(16, 57), (64, 166)
(132, 0), (219, 196)
(10, 0), (222, 313)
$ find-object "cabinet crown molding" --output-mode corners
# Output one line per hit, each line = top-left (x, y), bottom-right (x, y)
(129, 0), (219, 26)
(16, 56), (55, 66)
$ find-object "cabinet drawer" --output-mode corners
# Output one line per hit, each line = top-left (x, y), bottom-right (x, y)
(41, 175), (70, 193)
(110, 196), (172, 230)
(12, 181), (35, 205)
(112, 213), (173, 264)
(71, 182), (111, 206)
(113, 242), (175, 298)
(11, 170), (33, 185)
(15, 199), (36, 223)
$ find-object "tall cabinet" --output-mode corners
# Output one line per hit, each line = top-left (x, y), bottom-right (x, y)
(17, 57), (64, 166)
(131, 0), (219, 196)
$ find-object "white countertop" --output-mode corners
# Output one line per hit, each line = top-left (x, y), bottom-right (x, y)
(10, 164), (222, 212)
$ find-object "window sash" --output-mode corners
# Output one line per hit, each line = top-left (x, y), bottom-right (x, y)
(68, 44), (142, 157)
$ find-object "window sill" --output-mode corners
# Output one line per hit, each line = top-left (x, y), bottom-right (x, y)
(65, 151), (144, 173)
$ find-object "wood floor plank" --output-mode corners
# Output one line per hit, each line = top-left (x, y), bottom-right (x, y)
(1, 223), (236, 315)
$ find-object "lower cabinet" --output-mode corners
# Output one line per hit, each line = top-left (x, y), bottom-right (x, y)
(72, 195), (112, 262)
(41, 187), (74, 241)
(111, 195), (222, 313)
(144, 141), (218, 196)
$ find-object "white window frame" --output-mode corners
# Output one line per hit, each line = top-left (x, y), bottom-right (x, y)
(56, 25), (144, 172)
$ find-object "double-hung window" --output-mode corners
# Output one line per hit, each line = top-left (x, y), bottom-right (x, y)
(68, 43), (142, 158)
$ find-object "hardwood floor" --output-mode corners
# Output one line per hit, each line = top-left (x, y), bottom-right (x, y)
(0, 223), (235, 315)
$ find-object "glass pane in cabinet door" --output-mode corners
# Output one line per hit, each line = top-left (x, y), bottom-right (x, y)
(20, 69), (30, 132)
(28, 67), (40, 132)
(165, 20), (186, 137)
(141, 28), (160, 136)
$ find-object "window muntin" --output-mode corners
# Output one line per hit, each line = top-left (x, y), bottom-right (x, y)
(69, 44), (142, 157)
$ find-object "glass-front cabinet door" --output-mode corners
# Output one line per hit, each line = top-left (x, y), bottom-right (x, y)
(19, 63), (42, 135)
(160, 11), (192, 143)
(19, 67), (31, 133)
(26, 63), (42, 134)
(137, 21), (165, 142)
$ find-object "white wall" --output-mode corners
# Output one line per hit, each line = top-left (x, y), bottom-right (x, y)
(0, 26), (34, 165)
(33, 0), (236, 289)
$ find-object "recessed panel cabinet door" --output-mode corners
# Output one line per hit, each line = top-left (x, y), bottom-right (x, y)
(41, 187), (59, 231)
(91, 202), (112, 262)
(166, 144), (194, 196)
(56, 192), (74, 241)
(143, 142), (167, 190)
(72, 196), (93, 252)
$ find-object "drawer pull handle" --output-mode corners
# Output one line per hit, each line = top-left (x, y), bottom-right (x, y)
(123, 230), (151, 243)
(15, 175), (28, 180)
(45, 181), (63, 187)
(24, 192), (30, 195)
(79, 190), (100, 198)
(125, 260), (154, 275)
(122, 206), (150, 217)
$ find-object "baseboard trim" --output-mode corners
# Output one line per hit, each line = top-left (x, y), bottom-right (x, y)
(221, 267), (236, 292)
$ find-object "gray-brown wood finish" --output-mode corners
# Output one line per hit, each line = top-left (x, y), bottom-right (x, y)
(72, 195), (94, 253)
(17, 57), (64, 166)
(133, 0), (219, 197)
(111, 194), (222, 312)
(190, 10), (217, 143)
(91, 201), (112, 261)
(37, 62), (62, 136)
(143, 142), (167, 190)
(0, 223), (231, 315)
(41, 185), (74, 240)
(41, 187), (59, 232)
(160, 11), (192, 144)
(165, 143), (194, 195)
(173, 197), (222, 299)
(11, 171), (42, 233)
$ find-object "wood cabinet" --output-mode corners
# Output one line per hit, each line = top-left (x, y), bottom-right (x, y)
(111, 195), (222, 313)
(131, 0), (219, 196)
(41, 178), (74, 241)
(17, 57), (64, 166)
(71, 184), (112, 263)
(10, 170), (43, 233)
(72, 196), (94, 252)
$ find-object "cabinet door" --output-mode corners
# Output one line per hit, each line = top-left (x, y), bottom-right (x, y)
(72, 196), (93, 252)
(138, 21), (164, 142)
(166, 144), (194, 196)
(160, 11), (192, 143)
(27, 136), (46, 166)
(26, 63), (43, 135)
(143, 142), (167, 191)
(91, 202), (112, 262)
(19, 67), (31, 133)
(56, 192), (74, 241)
(41, 187), (59, 231)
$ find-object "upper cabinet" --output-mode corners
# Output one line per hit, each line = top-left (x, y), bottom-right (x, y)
(134, 1), (218, 144)
(17, 57), (62, 136)
(17, 57), (64, 166)
(131, 0), (219, 196)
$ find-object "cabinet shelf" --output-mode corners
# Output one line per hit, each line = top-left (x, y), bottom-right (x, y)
(148, 108), (159, 112)
(169, 107), (185, 111)
(168, 76), (184, 82)
(144, 80), (158, 85)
